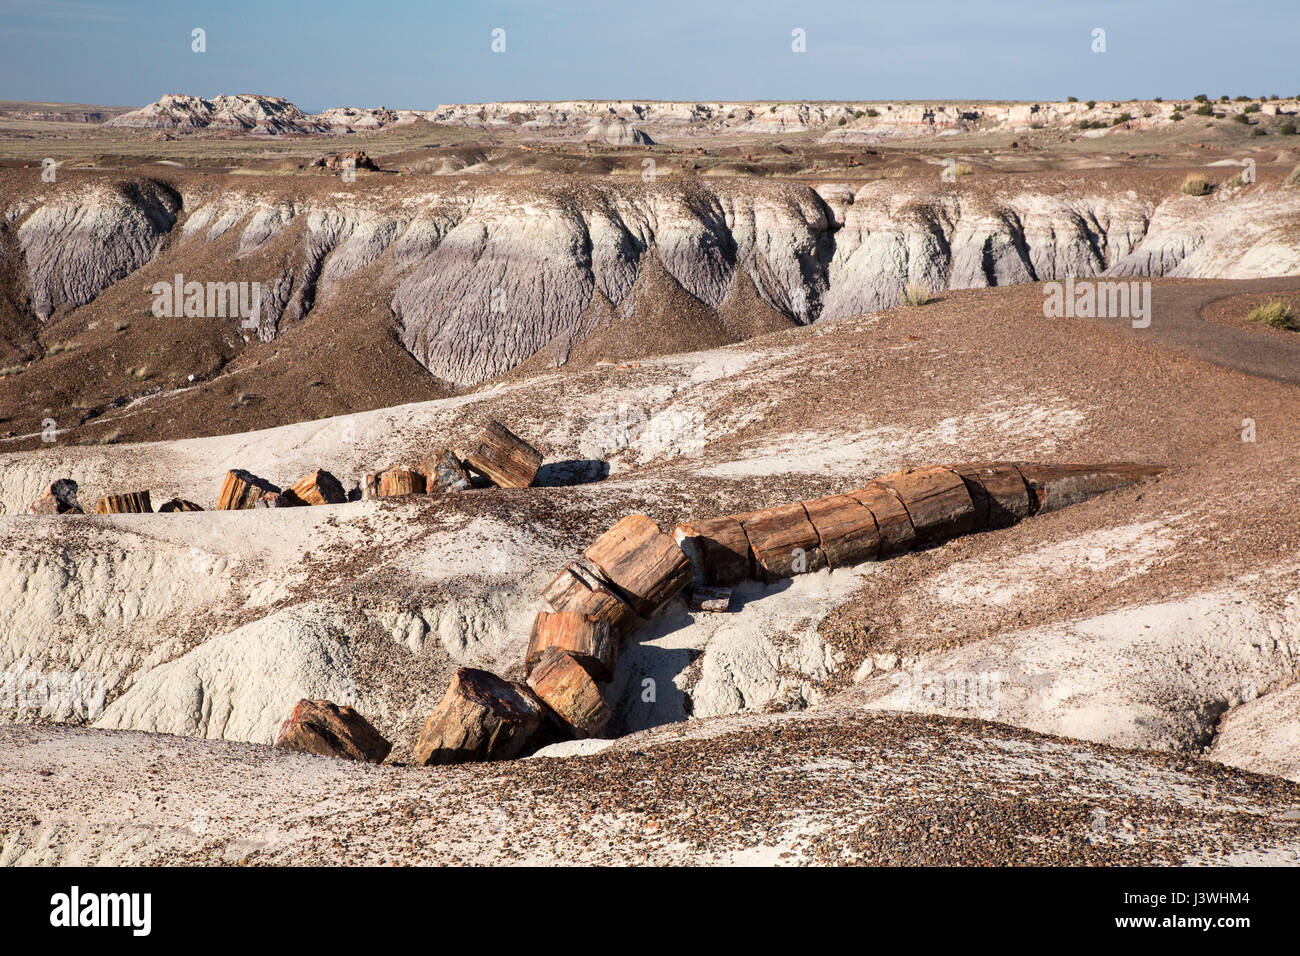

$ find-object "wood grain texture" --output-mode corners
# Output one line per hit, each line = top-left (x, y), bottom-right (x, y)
(583, 514), (692, 616)
(737, 503), (826, 581)
(673, 515), (752, 586)
(274, 699), (392, 763)
(848, 484), (917, 557)
(94, 491), (152, 514)
(871, 466), (974, 546)
(802, 493), (881, 567)
(463, 420), (543, 488)
(526, 648), (611, 738)
(217, 469), (279, 510)
(286, 469), (347, 506)
(1014, 462), (1165, 514)
(541, 561), (645, 638)
(412, 667), (547, 765)
(526, 611), (618, 680)
(948, 462), (1034, 529)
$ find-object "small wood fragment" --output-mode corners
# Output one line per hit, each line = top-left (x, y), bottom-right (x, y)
(687, 585), (732, 612)
(157, 498), (203, 513)
(274, 699), (391, 763)
(28, 479), (81, 515)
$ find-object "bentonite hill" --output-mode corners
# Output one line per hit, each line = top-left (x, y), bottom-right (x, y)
(2, 80), (1300, 871)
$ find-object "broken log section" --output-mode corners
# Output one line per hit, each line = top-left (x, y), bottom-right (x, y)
(286, 469), (347, 506)
(541, 560), (644, 639)
(583, 514), (693, 617)
(526, 648), (612, 738)
(463, 420), (543, 489)
(948, 462), (1033, 530)
(1015, 462), (1165, 514)
(421, 447), (473, 494)
(94, 491), (152, 514)
(673, 515), (751, 587)
(375, 467), (426, 497)
(847, 484), (917, 557)
(526, 611), (618, 680)
(871, 466), (975, 546)
(737, 503), (826, 581)
(157, 498), (203, 512)
(29, 478), (82, 515)
(217, 469), (280, 510)
(802, 493), (881, 568)
(274, 699), (392, 763)
(413, 667), (549, 765)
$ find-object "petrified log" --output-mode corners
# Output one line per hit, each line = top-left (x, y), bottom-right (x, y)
(526, 648), (611, 738)
(583, 514), (693, 616)
(274, 698), (392, 763)
(541, 560), (644, 638)
(29, 478), (81, 515)
(1014, 462), (1165, 514)
(94, 491), (152, 514)
(463, 420), (543, 488)
(872, 466), (974, 546)
(687, 585), (732, 612)
(802, 493), (881, 567)
(157, 497), (203, 513)
(413, 667), (548, 765)
(286, 468), (347, 506)
(948, 462), (1033, 530)
(421, 447), (473, 494)
(526, 611), (618, 680)
(375, 467), (426, 497)
(737, 503), (826, 581)
(217, 469), (280, 510)
(673, 515), (751, 586)
(848, 484), (917, 557)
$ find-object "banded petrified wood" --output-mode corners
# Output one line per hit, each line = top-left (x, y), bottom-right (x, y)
(463, 420), (543, 489)
(802, 493), (881, 568)
(274, 698), (392, 763)
(421, 447), (473, 494)
(413, 667), (548, 765)
(871, 466), (975, 546)
(286, 469), (347, 506)
(157, 497), (203, 512)
(847, 483), (917, 557)
(526, 648), (612, 738)
(94, 491), (152, 514)
(217, 469), (279, 510)
(375, 467), (425, 497)
(673, 515), (751, 587)
(737, 503), (826, 581)
(541, 560), (645, 638)
(948, 462), (1033, 530)
(1015, 462), (1165, 514)
(584, 515), (693, 617)
(526, 611), (618, 680)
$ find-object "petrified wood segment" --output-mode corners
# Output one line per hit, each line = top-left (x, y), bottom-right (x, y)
(673, 515), (751, 586)
(255, 492), (298, 508)
(541, 561), (644, 638)
(526, 611), (618, 680)
(802, 493), (881, 568)
(274, 698), (392, 763)
(375, 467), (426, 497)
(29, 478), (81, 515)
(687, 585), (732, 612)
(848, 484), (917, 557)
(1014, 462), (1165, 514)
(217, 469), (279, 510)
(420, 447), (473, 494)
(413, 667), (547, 765)
(949, 462), (1033, 530)
(737, 503), (826, 581)
(286, 468), (347, 506)
(463, 420), (543, 489)
(526, 648), (611, 739)
(94, 491), (152, 514)
(871, 466), (974, 546)
(157, 497), (203, 513)
(583, 514), (693, 616)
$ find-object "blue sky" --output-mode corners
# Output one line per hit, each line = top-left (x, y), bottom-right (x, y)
(0, 0), (1296, 109)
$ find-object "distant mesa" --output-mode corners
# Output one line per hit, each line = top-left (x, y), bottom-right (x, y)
(582, 116), (654, 146)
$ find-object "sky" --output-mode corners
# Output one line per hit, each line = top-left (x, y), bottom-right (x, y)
(0, 0), (1296, 110)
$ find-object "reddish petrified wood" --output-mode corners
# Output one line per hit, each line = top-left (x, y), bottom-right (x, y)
(541, 561), (645, 639)
(526, 648), (611, 739)
(217, 469), (280, 510)
(94, 491), (152, 514)
(29, 479), (81, 515)
(375, 467), (426, 497)
(1014, 462), (1165, 514)
(526, 611), (618, 680)
(274, 699), (392, 763)
(948, 462), (1034, 529)
(673, 515), (752, 586)
(802, 493), (882, 568)
(463, 421), (543, 489)
(286, 469), (347, 506)
(737, 503), (826, 581)
(583, 514), (693, 616)
(420, 447), (473, 494)
(413, 668), (548, 765)
(872, 466), (975, 546)
(848, 484), (917, 557)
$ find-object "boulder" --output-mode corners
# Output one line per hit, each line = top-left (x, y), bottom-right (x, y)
(463, 421), (543, 488)
(413, 667), (548, 765)
(274, 699), (391, 763)
(28, 478), (82, 515)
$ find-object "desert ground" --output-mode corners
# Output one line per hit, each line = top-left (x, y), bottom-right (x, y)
(1, 94), (1298, 865)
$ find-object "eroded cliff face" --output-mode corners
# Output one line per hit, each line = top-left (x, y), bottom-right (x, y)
(4, 171), (1298, 385)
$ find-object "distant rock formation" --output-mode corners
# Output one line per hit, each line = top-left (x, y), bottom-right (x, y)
(582, 116), (654, 146)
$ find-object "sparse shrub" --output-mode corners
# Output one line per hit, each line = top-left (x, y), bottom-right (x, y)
(1286, 165), (1300, 186)
(1233, 112), (1252, 124)
(1243, 103), (1261, 113)
(97, 429), (122, 445)
(853, 110), (864, 118)
(865, 108), (880, 118)
(47, 341), (81, 355)
(1193, 103), (1214, 116)
(1086, 100), (1096, 109)
(1153, 96), (1163, 103)
(837, 117), (847, 126)
(902, 282), (933, 307)
(953, 162), (973, 176)
(1170, 113), (1184, 122)
(1193, 93), (1208, 103)
(1281, 123), (1297, 136)
(1067, 96), (1078, 103)
(1250, 127), (1267, 136)
(1246, 299), (1297, 330)
(1112, 112), (1133, 125)
(1181, 174), (1212, 196)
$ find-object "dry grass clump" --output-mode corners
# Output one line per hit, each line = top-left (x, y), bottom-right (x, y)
(902, 282), (934, 307)
(1181, 174), (1211, 196)
(1246, 299), (1296, 330)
